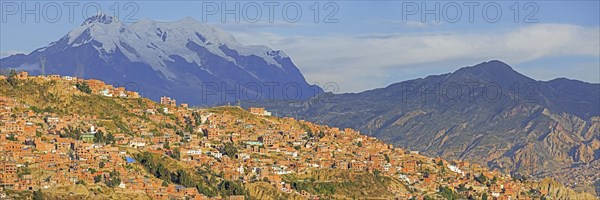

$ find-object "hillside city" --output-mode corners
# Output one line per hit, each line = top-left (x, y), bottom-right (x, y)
(0, 71), (595, 199)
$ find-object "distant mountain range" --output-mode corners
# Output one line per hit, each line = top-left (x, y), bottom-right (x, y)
(245, 60), (600, 193)
(0, 13), (321, 105)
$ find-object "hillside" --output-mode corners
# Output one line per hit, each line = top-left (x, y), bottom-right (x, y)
(244, 60), (600, 195)
(0, 72), (595, 199)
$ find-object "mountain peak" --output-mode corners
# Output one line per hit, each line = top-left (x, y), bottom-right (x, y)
(470, 60), (514, 72)
(449, 60), (533, 84)
(82, 13), (118, 26)
(178, 16), (200, 23)
(1, 16), (317, 105)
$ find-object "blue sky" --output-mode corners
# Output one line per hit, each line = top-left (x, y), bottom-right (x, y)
(1, 1), (599, 92)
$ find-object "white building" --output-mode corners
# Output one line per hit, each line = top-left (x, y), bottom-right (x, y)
(447, 164), (465, 176)
(100, 89), (113, 97)
(237, 153), (250, 160)
(186, 149), (202, 155)
(398, 174), (411, 183)
(383, 163), (392, 172)
(492, 192), (500, 197)
(211, 152), (222, 159)
(129, 140), (146, 148)
(272, 166), (291, 175)
(62, 76), (76, 81)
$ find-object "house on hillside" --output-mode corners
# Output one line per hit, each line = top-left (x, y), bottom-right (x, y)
(16, 71), (28, 80)
(80, 125), (97, 142)
(249, 107), (272, 116)
(160, 96), (176, 107)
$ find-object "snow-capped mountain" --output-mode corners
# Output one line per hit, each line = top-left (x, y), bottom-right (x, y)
(1, 13), (321, 105)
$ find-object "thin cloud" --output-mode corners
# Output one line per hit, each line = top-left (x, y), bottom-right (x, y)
(0, 50), (26, 59)
(229, 23), (600, 93)
(213, 20), (309, 32)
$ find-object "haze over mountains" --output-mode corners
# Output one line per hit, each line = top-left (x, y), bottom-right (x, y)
(246, 60), (600, 193)
(0, 13), (321, 105)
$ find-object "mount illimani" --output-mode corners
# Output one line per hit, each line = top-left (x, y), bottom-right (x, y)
(0, 14), (321, 105)
(246, 60), (600, 194)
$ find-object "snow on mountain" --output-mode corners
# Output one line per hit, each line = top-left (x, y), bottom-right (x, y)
(0, 14), (321, 105)
(64, 14), (285, 80)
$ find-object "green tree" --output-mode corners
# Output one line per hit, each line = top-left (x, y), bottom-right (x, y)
(457, 184), (468, 192)
(106, 169), (121, 188)
(75, 82), (92, 94)
(197, 183), (217, 197)
(94, 175), (102, 183)
(218, 180), (247, 197)
(135, 151), (219, 197)
(99, 161), (105, 168)
(171, 147), (181, 160)
(7, 69), (18, 86)
(438, 186), (460, 200)
(163, 141), (170, 149)
(222, 142), (237, 157)
(8, 69), (17, 77)
(482, 192), (488, 200)
(7, 134), (17, 141)
(106, 133), (115, 144)
(94, 130), (105, 143)
(33, 189), (44, 200)
(175, 169), (195, 187)
(475, 174), (487, 184)
(318, 131), (325, 138)
(303, 125), (314, 139)
(373, 169), (381, 177)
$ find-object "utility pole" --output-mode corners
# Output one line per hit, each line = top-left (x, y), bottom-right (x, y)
(76, 59), (85, 78)
(40, 56), (46, 76)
